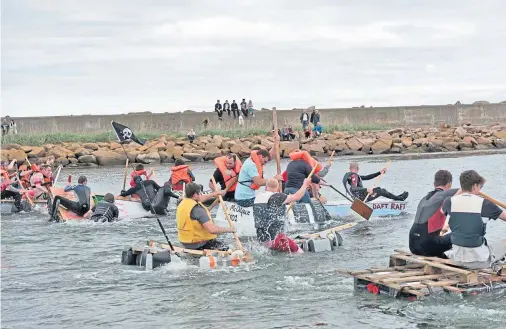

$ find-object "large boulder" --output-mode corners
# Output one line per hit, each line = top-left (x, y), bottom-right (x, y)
(401, 137), (413, 148)
(230, 144), (242, 154)
(21, 146), (32, 153)
(371, 139), (392, 154)
(74, 148), (91, 158)
(7, 149), (27, 162)
(412, 138), (429, 147)
(387, 128), (404, 135)
(462, 136), (477, 146)
(28, 146), (46, 158)
(279, 141), (299, 157)
(260, 139), (273, 150)
(56, 157), (70, 166)
(326, 140), (348, 152)
(83, 143), (99, 151)
(346, 138), (363, 151)
(137, 152), (161, 164)
(205, 147), (222, 160)
(309, 143), (325, 156)
(92, 150), (127, 166)
(493, 130), (506, 139)
(358, 138), (375, 147)
(476, 136), (492, 145)
(109, 142), (121, 150)
(48, 146), (74, 159)
(159, 151), (173, 163)
(78, 155), (97, 164)
(443, 141), (459, 151)
(182, 153), (204, 162)
(493, 139), (506, 148)
(454, 126), (468, 137)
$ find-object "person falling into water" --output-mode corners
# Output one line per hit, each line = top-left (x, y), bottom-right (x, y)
(440, 170), (506, 270)
(343, 162), (408, 202)
(151, 181), (181, 215)
(87, 193), (119, 222)
(176, 183), (234, 250)
(121, 176), (160, 211)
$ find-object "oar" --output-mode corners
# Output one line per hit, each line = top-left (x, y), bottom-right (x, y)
(53, 165), (63, 187)
(350, 161), (392, 220)
(122, 158), (129, 190)
(286, 164), (318, 215)
(478, 192), (506, 209)
(272, 107), (282, 192)
(328, 184), (354, 203)
(208, 176), (238, 210)
(210, 176), (245, 253)
(326, 150), (335, 167)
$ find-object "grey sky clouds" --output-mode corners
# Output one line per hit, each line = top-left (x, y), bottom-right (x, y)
(2, 0), (505, 116)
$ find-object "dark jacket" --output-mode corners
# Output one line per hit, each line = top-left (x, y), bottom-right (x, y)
(91, 201), (119, 222)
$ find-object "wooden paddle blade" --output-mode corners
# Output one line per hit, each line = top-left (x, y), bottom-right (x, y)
(351, 199), (373, 220)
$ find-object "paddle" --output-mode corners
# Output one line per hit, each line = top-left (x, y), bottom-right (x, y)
(326, 150), (336, 167)
(208, 176), (238, 211)
(350, 160), (392, 220)
(210, 176), (244, 252)
(478, 192), (506, 209)
(272, 107), (282, 192)
(53, 165), (63, 187)
(328, 184), (354, 203)
(122, 159), (129, 190)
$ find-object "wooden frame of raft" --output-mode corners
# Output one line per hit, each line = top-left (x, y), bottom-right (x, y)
(337, 250), (506, 299)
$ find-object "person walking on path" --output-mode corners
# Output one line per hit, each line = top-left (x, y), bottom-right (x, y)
(300, 109), (310, 130)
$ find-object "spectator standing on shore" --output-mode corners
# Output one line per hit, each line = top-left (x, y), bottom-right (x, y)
(231, 100), (238, 118)
(248, 100), (255, 117)
(9, 120), (17, 135)
(311, 109), (320, 127)
(187, 128), (196, 143)
(313, 122), (323, 137)
(215, 100), (223, 120)
(240, 99), (248, 118)
(1, 119), (9, 136)
(223, 100), (231, 117)
(300, 109), (309, 130)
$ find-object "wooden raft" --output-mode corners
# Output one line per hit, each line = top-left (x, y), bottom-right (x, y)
(337, 250), (506, 299)
(48, 187), (96, 222)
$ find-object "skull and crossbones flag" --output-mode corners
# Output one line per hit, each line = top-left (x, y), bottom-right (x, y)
(111, 121), (145, 145)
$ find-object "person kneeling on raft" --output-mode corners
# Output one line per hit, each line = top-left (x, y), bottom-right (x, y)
(343, 162), (408, 202)
(284, 151), (322, 203)
(254, 178), (312, 253)
(85, 193), (119, 222)
(120, 176), (160, 211)
(176, 183), (234, 251)
(440, 170), (506, 270)
(49, 175), (91, 219)
(151, 181), (181, 215)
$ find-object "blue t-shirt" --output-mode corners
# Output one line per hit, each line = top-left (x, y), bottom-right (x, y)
(234, 157), (260, 201)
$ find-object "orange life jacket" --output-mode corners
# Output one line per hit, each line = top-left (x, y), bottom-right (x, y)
(170, 165), (192, 185)
(0, 170), (9, 180)
(214, 156), (242, 192)
(289, 150), (322, 174)
(130, 169), (147, 187)
(248, 151), (264, 190)
(30, 164), (41, 172)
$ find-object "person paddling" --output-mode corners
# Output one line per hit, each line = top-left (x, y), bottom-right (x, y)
(254, 178), (311, 253)
(284, 150), (322, 203)
(209, 154), (242, 202)
(177, 183), (234, 250)
(49, 175), (91, 220)
(409, 170), (461, 258)
(343, 162), (408, 202)
(87, 193), (119, 222)
(440, 170), (506, 269)
(170, 159), (195, 192)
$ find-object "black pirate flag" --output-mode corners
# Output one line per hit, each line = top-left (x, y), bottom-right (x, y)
(111, 121), (145, 145)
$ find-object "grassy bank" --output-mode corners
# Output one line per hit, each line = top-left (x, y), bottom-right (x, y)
(0, 123), (388, 146)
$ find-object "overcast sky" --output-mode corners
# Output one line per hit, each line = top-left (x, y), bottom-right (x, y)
(2, 0), (506, 117)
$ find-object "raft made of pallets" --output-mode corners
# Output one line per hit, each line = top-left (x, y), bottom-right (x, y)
(121, 240), (254, 270)
(294, 222), (357, 253)
(337, 250), (506, 299)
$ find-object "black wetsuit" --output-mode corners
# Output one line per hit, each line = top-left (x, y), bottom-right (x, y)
(90, 201), (119, 222)
(121, 179), (160, 211)
(343, 171), (406, 201)
(1, 183), (23, 212)
(151, 183), (180, 215)
(51, 184), (91, 217)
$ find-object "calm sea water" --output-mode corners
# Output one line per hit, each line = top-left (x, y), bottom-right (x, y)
(2, 153), (506, 329)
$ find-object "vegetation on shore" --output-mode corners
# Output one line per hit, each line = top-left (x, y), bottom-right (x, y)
(0, 124), (389, 146)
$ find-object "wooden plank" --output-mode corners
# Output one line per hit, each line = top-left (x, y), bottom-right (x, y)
(381, 273), (454, 284)
(347, 263), (424, 276)
(443, 285), (465, 293)
(404, 280), (459, 289)
(365, 270), (425, 280)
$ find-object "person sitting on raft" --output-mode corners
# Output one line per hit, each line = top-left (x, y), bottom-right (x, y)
(343, 162), (408, 202)
(49, 175), (91, 220)
(129, 164), (153, 188)
(254, 178), (311, 253)
(176, 183), (234, 250)
(121, 176), (160, 211)
(170, 159), (195, 192)
(87, 193), (119, 222)
(409, 170), (462, 258)
(1, 173), (30, 212)
(440, 170), (506, 270)
(284, 150), (322, 203)
(151, 181), (181, 215)
(235, 146), (282, 208)
(28, 164), (54, 200)
(209, 154), (242, 202)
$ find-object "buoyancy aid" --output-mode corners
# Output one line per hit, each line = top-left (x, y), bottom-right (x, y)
(176, 198), (217, 243)
(239, 151), (264, 190)
(130, 169), (147, 187)
(1, 178), (10, 192)
(0, 170), (9, 180)
(170, 165), (192, 185)
(289, 150), (322, 173)
(214, 156), (242, 191)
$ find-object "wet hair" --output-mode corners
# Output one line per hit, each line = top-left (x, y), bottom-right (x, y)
(185, 183), (201, 198)
(459, 170), (483, 191)
(78, 176), (87, 184)
(434, 170), (452, 187)
(104, 193), (115, 203)
(256, 149), (270, 159)
(135, 164), (144, 171)
(175, 158), (185, 166)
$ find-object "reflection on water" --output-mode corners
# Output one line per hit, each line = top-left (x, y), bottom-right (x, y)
(2, 154), (505, 329)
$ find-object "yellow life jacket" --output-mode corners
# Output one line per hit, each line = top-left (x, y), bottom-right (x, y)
(176, 198), (217, 244)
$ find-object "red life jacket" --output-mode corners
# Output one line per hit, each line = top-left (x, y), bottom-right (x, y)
(130, 169), (147, 187)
